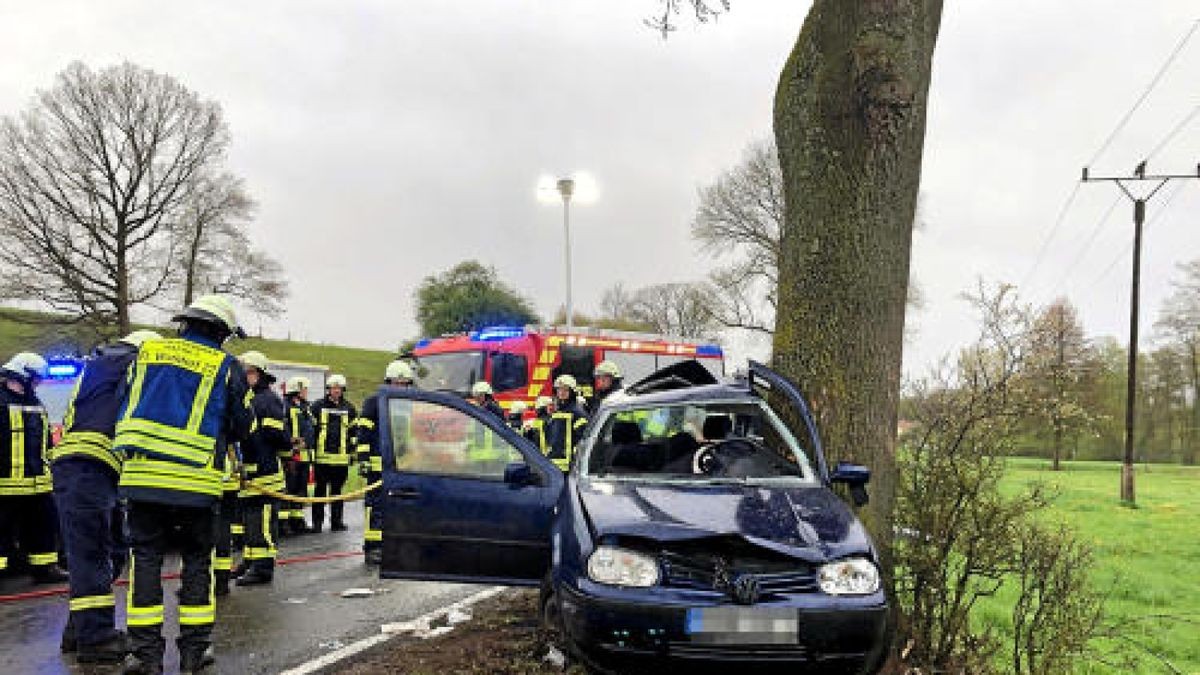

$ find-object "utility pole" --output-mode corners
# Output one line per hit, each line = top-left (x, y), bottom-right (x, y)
(557, 178), (575, 331)
(1081, 161), (1200, 505)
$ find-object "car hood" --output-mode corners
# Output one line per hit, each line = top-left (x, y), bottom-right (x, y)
(577, 479), (873, 562)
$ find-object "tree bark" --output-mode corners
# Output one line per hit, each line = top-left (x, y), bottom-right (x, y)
(771, 0), (943, 573)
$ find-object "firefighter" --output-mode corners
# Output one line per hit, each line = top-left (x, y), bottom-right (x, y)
(0, 352), (67, 585)
(53, 330), (160, 663)
(116, 294), (253, 674)
(232, 351), (289, 586)
(506, 401), (528, 430)
(281, 376), (315, 535)
(354, 360), (414, 566)
(546, 375), (588, 470)
(523, 396), (554, 452)
(467, 380), (505, 420)
(213, 443), (242, 598)
(588, 360), (623, 416)
(309, 374), (356, 532)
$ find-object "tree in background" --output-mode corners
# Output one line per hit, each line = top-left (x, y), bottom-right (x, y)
(1155, 259), (1200, 465)
(0, 62), (230, 335)
(1025, 299), (1099, 470)
(415, 260), (539, 337)
(176, 172), (288, 319)
(597, 281), (717, 339)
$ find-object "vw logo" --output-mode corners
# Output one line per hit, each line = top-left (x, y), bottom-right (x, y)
(730, 574), (761, 605)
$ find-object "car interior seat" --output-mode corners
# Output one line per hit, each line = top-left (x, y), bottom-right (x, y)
(702, 414), (733, 441)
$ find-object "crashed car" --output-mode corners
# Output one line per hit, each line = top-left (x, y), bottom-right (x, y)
(377, 361), (886, 673)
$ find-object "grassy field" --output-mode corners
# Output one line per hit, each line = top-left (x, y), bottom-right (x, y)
(0, 307), (396, 401)
(976, 458), (1200, 674)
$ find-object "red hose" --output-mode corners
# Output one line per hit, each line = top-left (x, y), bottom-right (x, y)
(0, 550), (364, 604)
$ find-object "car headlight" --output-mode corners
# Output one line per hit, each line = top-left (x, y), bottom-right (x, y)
(586, 546), (660, 588)
(817, 558), (880, 595)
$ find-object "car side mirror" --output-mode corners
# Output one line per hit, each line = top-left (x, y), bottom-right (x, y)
(831, 461), (870, 507)
(504, 463), (540, 488)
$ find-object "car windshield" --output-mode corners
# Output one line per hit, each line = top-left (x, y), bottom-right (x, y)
(415, 352), (484, 394)
(582, 400), (817, 485)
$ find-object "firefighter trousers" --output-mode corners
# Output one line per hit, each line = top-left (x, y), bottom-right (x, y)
(214, 490), (242, 579)
(0, 492), (59, 573)
(311, 464), (347, 530)
(363, 471), (383, 553)
(240, 496), (278, 575)
(126, 501), (216, 667)
(52, 458), (125, 646)
(282, 460), (310, 526)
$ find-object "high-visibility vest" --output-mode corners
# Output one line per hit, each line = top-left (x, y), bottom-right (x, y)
(466, 420), (505, 464)
(312, 399), (355, 465)
(116, 337), (243, 507)
(546, 411), (588, 471)
(0, 389), (51, 496)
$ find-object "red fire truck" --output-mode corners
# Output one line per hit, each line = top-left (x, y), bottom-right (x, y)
(411, 326), (724, 408)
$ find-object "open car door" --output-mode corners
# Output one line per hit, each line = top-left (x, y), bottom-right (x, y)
(747, 360), (830, 482)
(377, 388), (564, 586)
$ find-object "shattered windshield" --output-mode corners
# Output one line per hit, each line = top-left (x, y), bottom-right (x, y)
(582, 400), (817, 485)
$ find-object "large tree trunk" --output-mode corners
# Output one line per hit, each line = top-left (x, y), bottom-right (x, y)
(771, 0), (943, 575)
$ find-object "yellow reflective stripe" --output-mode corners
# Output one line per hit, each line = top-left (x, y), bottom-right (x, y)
(243, 547), (276, 560)
(117, 419), (214, 454)
(9, 407), (23, 479)
(127, 605), (164, 626)
(369, 456), (383, 472)
(62, 371), (86, 431)
(231, 524), (246, 535)
(214, 556), (233, 571)
(243, 390), (254, 408)
(119, 459), (223, 496)
(0, 556), (7, 570)
(178, 603), (215, 626)
(53, 444), (122, 472)
(262, 503), (275, 550)
(260, 417), (284, 430)
(356, 418), (376, 430)
(29, 552), (58, 565)
(69, 594), (115, 611)
(552, 458), (570, 471)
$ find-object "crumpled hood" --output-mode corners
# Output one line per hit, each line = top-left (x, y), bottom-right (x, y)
(577, 479), (873, 562)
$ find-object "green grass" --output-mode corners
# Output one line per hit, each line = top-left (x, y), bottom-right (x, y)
(976, 458), (1200, 674)
(0, 307), (396, 406)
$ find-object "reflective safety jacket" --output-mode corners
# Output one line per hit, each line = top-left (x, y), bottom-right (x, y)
(522, 414), (550, 453)
(310, 396), (356, 465)
(353, 392), (384, 475)
(53, 342), (139, 475)
(240, 381), (289, 496)
(0, 385), (51, 496)
(545, 399), (588, 471)
(116, 334), (253, 507)
(284, 394), (315, 463)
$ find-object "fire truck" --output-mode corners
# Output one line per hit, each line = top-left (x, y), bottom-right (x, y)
(411, 325), (724, 407)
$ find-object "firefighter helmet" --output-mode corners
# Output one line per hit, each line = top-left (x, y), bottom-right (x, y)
(327, 374), (347, 389)
(471, 380), (493, 397)
(385, 360), (414, 383)
(285, 376), (310, 395)
(239, 351), (270, 373)
(595, 360), (621, 379)
(1, 352), (48, 385)
(509, 401), (528, 414)
(535, 396), (553, 410)
(120, 330), (162, 347)
(553, 374), (578, 390)
(173, 294), (244, 338)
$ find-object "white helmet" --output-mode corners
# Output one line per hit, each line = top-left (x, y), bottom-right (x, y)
(471, 380), (493, 397)
(285, 376), (310, 395)
(554, 374), (578, 390)
(509, 401), (528, 414)
(535, 396), (554, 410)
(327, 374), (347, 389)
(239, 350), (270, 373)
(174, 294), (244, 338)
(595, 360), (621, 379)
(385, 360), (414, 383)
(121, 330), (163, 347)
(2, 352), (48, 384)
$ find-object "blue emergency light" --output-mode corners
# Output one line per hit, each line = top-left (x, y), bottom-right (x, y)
(695, 344), (723, 357)
(45, 360), (83, 379)
(474, 326), (526, 342)
(414, 338), (432, 349)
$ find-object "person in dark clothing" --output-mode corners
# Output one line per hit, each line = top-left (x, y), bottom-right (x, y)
(545, 375), (588, 471)
(523, 396), (554, 453)
(281, 376), (316, 535)
(354, 360), (415, 566)
(0, 352), (67, 585)
(54, 330), (160, 664)
(232, 351), (289, 587)
(309, 375), (357, 532)
(468, 380), (506, 420)
(117, 294), (253, 675)
(587, 360), (623, 416)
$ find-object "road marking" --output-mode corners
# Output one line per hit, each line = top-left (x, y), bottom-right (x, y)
(278, 585), (505, 675)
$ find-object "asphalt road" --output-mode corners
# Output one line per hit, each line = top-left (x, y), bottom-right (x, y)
(0, 503), (480, 674)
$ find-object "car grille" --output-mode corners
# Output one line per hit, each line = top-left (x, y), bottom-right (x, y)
(659, 550), (817, 597)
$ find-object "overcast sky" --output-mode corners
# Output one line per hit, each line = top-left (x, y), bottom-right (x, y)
(2, 1), (1198, 376)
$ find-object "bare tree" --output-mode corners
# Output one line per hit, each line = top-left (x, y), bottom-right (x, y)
(629, 282), (717, 339)
(175, 171), (288, 319)
(0, 61), (229, 334)
(1155, 259), (1200, 465)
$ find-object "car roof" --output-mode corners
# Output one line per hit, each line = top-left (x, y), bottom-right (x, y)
(601, 380), (756, 411)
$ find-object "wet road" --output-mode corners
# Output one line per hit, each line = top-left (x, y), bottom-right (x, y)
(0, 504), (479, 674)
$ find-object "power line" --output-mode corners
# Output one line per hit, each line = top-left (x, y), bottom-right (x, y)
(1148, 101), (1200, 161)
(1044, 194), (1123, 300)
(1020, 181), (1081, 289)
(1086, 18), (1200, 168)
(1083, 182), (1186, 290)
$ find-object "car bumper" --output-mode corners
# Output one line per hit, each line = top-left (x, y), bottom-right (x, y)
(557, 582), (888, 672)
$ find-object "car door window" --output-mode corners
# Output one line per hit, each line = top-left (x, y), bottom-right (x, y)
(389, 399), (523, 479)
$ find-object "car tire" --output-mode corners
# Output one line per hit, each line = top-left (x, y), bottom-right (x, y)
(540, 584), (613, 675)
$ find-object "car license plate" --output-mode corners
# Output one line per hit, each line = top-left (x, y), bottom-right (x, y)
(684, 607), (798, 645)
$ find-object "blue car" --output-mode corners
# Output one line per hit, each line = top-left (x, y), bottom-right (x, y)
(377, 361), (887, 673)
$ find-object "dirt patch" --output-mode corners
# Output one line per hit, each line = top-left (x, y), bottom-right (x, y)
(333, 589), (586, 675)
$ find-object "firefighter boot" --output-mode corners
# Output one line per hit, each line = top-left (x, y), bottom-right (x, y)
(235, 563), (273, 586)
(59, 618), (77, 653)
(364, 549), (383, 566)
(214, 570), (230, 597)
(77, 633), (131, 664)
(122, 653), (163, 675)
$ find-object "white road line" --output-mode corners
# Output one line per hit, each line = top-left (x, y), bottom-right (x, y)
(278, 586), (506, 675)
